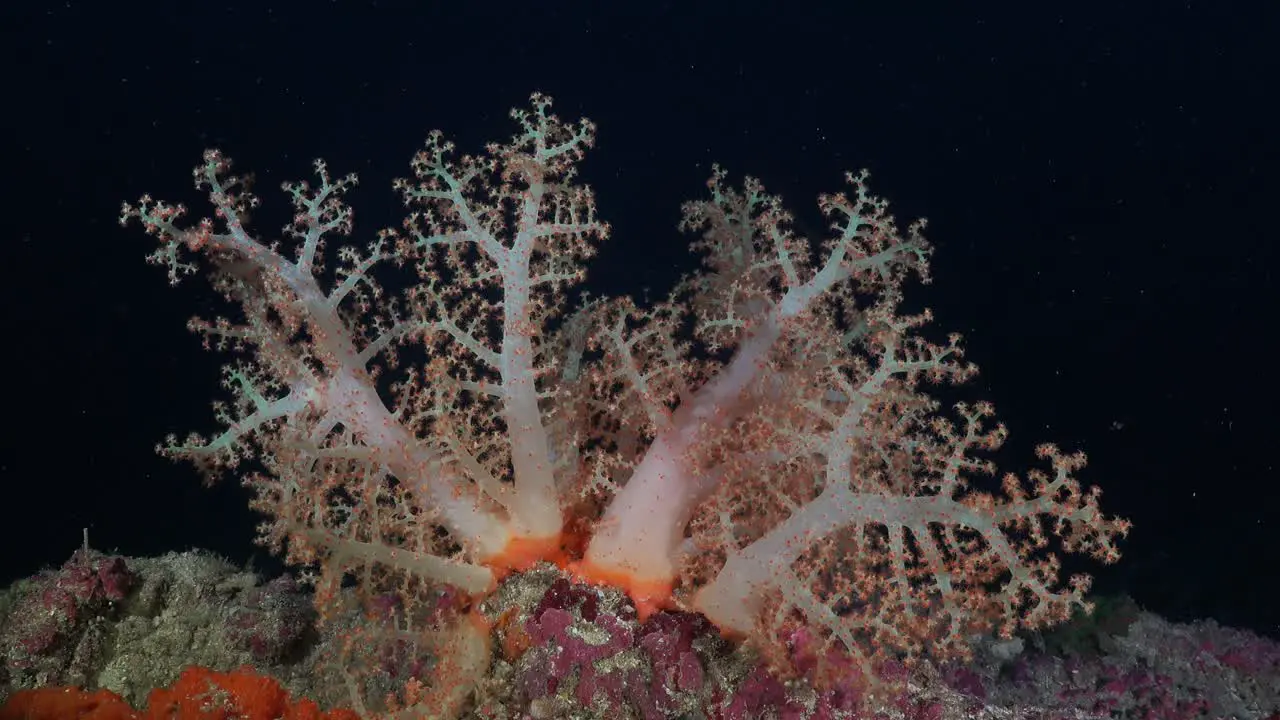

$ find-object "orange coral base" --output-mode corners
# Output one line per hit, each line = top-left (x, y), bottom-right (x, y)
(566, 558), (677, 621)
(483, 523), (681, 621)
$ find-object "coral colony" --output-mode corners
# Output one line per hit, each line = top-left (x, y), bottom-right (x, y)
(110, 94), (1128, 716)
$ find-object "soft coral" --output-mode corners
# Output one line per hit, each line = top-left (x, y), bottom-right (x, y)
(122, 94), (1128, 712)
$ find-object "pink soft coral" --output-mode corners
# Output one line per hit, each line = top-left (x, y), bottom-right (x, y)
(122, 94), (1128, 710)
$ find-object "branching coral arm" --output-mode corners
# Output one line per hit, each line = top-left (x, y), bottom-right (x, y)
(121, 150), (512, 576)
(580, 168), (930, 604)
(389, 95), (608, 547)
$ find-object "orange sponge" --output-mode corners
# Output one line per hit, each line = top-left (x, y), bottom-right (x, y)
(0, 666), (360, 720)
